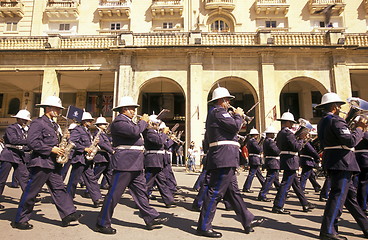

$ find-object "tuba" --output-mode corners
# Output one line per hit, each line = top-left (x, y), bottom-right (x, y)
(85, 128), (102, 161)
(294, 118), (313, 142)
(344, 97), (368, 130)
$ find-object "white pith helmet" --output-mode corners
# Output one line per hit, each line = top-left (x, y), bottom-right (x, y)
(12, 109), (32, 121)
(249, 128), (259, 135)
(36, 96), (64, 109)
(113, 96), (139, 111)
(264, 125), (278, 134)
(95, 116), (108, 125)
(277, 111), (297, 123)
(81, 112), (94, 121)
(159, 122), (167, 129)
(149, 114), (161, 124)
(208, 87), (235, 103)
(68, 122), (78, 130)
(316, 92), (345, 108)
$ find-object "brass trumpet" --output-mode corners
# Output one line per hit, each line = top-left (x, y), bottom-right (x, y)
(228, 105), (254, 124)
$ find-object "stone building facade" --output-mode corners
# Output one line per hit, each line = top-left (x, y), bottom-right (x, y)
(0, 0), (367, 150)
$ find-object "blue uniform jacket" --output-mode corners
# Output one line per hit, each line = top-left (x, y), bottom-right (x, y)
(276, 127), (304, 171)
(356, 132), (368, 168)
(247, 137), (262, 166)
(143, 128), (164, 168)
(263, 137), (280, 170)
(318, 113), (363, 172)
(27, 115), (60, 169)
(299, 141), (320, 168)
(0, 123), (28, 164)
(162, 133), (174, 166)
(110, 114), (147, 171)
(206, 105), (243, 170)
(70, 125), (92, 165)
(94, 131), (114, 164)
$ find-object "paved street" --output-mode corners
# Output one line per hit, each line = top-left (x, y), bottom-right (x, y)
(0, 167), (365, 240)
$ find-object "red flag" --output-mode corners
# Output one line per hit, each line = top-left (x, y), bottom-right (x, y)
(272, 106), (277, 121)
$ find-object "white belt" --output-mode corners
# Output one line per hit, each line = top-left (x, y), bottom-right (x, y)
(5, 144), (25, 150)
(265, 156), (280, 159)
(115, 145), (144, 151)
(249, 153), (261, 157)
(355, 150), (368, 153)
(209, 141), (240, 148)
(324, 145), (355, 151)
(300, 154), (314, 160)
(280, 151), (298, 156)
(145, 150), (165, 154)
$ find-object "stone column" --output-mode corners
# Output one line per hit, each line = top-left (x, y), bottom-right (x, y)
(331, 53), (351, 112)
(116, 53), (134, 102)
(40, 69), (59, 116)
(259, 52), (279, 131)
(188, 52), (205, 165)
(301, 88), (313, 120)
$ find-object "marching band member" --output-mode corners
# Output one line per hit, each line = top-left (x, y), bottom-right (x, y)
(92, 116), (114, 189)
(299, 131), (321, 193)
(257, 125), (280, 202)
(197, 87), (264, 238)
(317, 92), (368, 240)
(144, 114), (176, 208)
(242, 128), (265, 193)
(356, 131), (368, 214)
(66, 112), (103, 207)
(96, 96), (168, 234)
(0, 109), (31, 209)
(272, 111), (315, 214)
(12, 96), (81, 229)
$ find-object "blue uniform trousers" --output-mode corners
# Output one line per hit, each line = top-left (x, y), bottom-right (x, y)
(145, 167), (175, 205)
(66, 162), (102, 202)
(97, 170), (159, 227)
(300, 166), (321, 192)
(321, 170), (368, 235)
(258, 169), (280, 199)
(162, 164), (177, 194)
(357, 167), (368, 211)
(243, 165), (265, 191)
(273, 170), (308, 209)
(94, 162), (112, 188)
(193, 170), (207, 191)
(0, 161), (29, 194)
(15, 167), (76, 223)
(193, 171), (209, 209)
(320, 176), (331, 200)
(197, 167), (254, 231)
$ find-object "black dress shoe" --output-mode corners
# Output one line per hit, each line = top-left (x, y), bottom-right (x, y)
(165, 203), (177, 208)
(244, 218), (266, 234)
(320, 197), (328, 202)
(303, 203), (316, 212)
(61, 212), (83, 227)
(11, 221), (33, 230)
(82, 191), (91, 198)
(196, 229), (222, 238)
(192, 204), (201, 212)
(93, 199), (104, 208)
(243, 189), (254, 193)
(257, 196), (271, 202)
(319, 233), (347, 240)
(272, 206), (290, 214)
(0, 203), (4, 209)
(315, 188), (321, 193)
(149, 195), (157, 200)
(96, 224), (116, 234)
(146, 217), (168, 230)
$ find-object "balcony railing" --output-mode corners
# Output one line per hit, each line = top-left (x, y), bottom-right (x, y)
(1, 32), (368, 49)
(309, 0), (345, 14)
(98, 0), (131, 17)
(45, 1), (80, 18)
(0, 1), (24, 18)
(365, 0), (368, 14)
(151, 0), (183, 17)
(204, 0), (235, 10)
(255, 0), (289, 14)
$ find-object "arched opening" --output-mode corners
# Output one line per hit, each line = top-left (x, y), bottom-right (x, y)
(279, 77), (328, 124)
(8, 98), (20, 115)
(208, 77), (258, 133)
(207, 14), (235, 32)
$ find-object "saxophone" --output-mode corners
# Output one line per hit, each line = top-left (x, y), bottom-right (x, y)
(56, 126), (75, 164)
(85, 128), (102, 161)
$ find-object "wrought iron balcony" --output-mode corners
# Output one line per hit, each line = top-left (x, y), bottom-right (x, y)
(97, 0), (131, 17)
(255, 0), (289, 15)
(151, 0), (183, 18)
(204, 0), (235, 11)
(308, 0), (345, 15)
(0, 1), (24, 18)
(45, 1), (80, 18)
